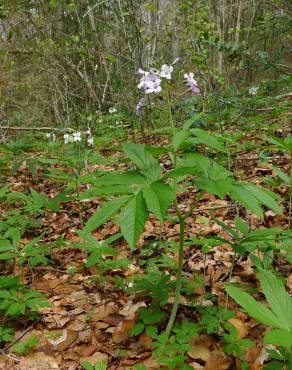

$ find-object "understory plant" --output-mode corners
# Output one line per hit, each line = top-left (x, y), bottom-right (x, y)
(81, 133), (282, 338)
(226, 268), (292, 369)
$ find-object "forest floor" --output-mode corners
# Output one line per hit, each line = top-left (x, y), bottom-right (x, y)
(0, 128), (291, 370)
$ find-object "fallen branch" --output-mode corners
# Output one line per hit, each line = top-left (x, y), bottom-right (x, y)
(0, 126), (72, 132)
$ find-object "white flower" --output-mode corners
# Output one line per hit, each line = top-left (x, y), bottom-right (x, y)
(51, 133), (56, 141)
(72, 132), (82, 142)
(86, 129), (91, 136)
(63, 134), (72, 144)
(87, 137), (94, 146)
(160, 64), (173, 80)
(109, 107), (117, 114)
(184, 72), (200, 95)
(248, 86), (259, 96)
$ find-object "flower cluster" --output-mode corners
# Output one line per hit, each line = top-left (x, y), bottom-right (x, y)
(63, 130), (94, 146)
(109, 107), (117, 114)
(44, 132), (56, 141)
(137, 64), (173, 94)
(136, 62), (200, 116)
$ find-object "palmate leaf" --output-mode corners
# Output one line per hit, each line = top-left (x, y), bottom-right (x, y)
(142, 181), (175, 220)
(83, 196), (129, 233)
(122, 143), (161, 182)
(118, 192), (148, 249)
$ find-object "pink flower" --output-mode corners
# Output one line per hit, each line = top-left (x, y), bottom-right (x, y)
(184, 72), (200, 95)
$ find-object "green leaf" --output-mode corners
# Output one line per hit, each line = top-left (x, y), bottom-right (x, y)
(143, 181), (175, 220)
(234, 217), (249, 236)
(92, 171), (147, 186)
(273, 167), (291, 184)
(189, 129), (229, 153)
(225, 286), (279, 328)
(230, 184), (263, 218)
(264, 329), (292, 348)
(131, 322), (145, 336)
(83, 196), (129, 233)
(241, 183), (282, 215)
(81, 361), (94, 370)
(173, 131), (190, 151)
(122, 143), (161, 182)
(118, 192), (148, 249)
(80, 185), (133, 199)
(258, 269), (292, 331)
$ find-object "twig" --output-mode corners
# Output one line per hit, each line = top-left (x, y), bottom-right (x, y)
(0, 320), (41, 354)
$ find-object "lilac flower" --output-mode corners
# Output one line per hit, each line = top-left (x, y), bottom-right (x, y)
(184, 72), (200, 95)
(138, 73), (162, 94)
(135, 97), (145, 116)
(160, 64), (173, 80)
(137, 68), (162, 94)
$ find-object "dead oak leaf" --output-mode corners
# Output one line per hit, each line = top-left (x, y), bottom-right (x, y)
(16, 352), (59, 370)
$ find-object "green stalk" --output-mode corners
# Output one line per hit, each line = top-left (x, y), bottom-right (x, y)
(165, 214), (185, 337)
(289, 152), (292, 228)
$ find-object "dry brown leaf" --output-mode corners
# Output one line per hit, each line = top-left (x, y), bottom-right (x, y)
(16, 352), (59, 370)
(119, 300), (146, 319)
(188, 345), (211, 362)
(204, 350), (231, 370)
(74, 344), (97, 357)
(139, 332), (152, 349)
(228, 318), (248, 340)
(92, 302), (118, 321)
(0, 355), (16, 370)
(112, 319), (135, 343)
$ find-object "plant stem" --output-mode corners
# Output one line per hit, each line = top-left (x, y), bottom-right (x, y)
(165, 214), (185, 337)
(288, 152), (292, 228)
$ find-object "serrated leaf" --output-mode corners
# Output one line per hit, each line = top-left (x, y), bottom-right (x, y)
(258, 269), (292, 331)
(122, 143), (161, 182)
(230, 184), (263, 218)
(118, 192), (148, 249)
(235, 217), (249, 236)
(142, 181), (175, 220)
(264, 329), (292, 348)
(131, 322), (145, 336)
(173, 131), (190, 151)
(83, 196), (129, 233)
(225, 285), (279, 328)
(241, 183), (282, 215)
(92, 171), (147, 186)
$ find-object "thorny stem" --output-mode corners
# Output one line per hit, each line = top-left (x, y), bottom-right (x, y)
(165, 213), (185, 337)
